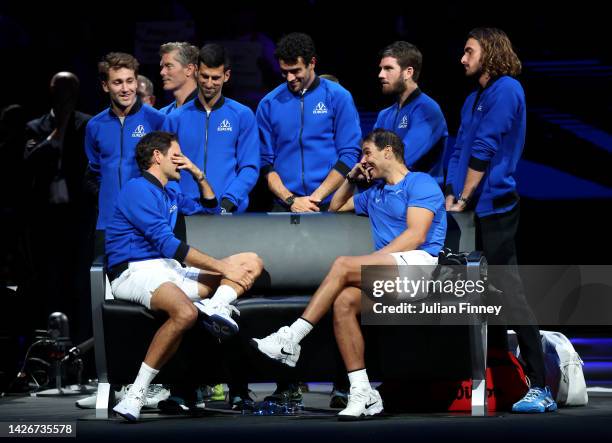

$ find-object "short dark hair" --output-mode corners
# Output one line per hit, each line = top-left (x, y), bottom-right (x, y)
(275, 33), (317, 64)
(136, 131), (177, 171)
(380, 41), (423, 82)
(362, 129), (405, 162)
(98, 52), (139, 81)
(199, 43), (231, 70)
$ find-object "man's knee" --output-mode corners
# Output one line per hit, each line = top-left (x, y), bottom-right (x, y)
(333, 290), (359, 319)
(246, 252), (264, 276)
(171, 303), (198, 330)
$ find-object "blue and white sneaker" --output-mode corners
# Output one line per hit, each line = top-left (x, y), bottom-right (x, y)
(195, 299), (240, 339)
(512, 386), (558, 413)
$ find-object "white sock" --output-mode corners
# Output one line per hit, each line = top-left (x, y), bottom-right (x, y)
(289, 317), (313, 343)
(130, 362), (159, 395)
(211, 285), (238, 305)
(348, 368), (371, 391)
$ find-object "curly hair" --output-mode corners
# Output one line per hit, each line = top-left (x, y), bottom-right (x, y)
(275, 32), (317, 64)
(468, 28), (521, 77)
(98, 52), (139, 81)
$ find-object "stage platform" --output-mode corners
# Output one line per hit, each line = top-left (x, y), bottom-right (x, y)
(1, 384), (611, 442)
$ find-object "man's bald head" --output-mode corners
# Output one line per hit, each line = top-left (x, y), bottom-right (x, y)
(50, 72), (80, 116)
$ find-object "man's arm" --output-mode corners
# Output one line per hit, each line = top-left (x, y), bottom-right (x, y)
(266, 171), (320, 212)
(172, 152), (219, 214)
(220, 110), (260, 212)
(330, 161), (372, 212)
(374, 206), (434, 255)
(184, 247), (252, 290)
(448, 88), (521, 212)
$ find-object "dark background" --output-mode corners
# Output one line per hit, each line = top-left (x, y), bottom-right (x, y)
(0, 0), (610, 383)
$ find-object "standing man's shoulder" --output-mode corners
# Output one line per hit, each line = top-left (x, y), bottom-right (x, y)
(85, 108), (112, 132)
(415, 91), (444, 115)
(140, 104), (166, 123)
(259, 82), (291, 106)
(224, 97), (256, 119)
(491, 76), (525, 98)
(74, 110), (92, 129)
(322, 78), (355, 102)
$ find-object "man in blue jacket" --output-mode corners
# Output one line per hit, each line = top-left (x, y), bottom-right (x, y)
(109, 131), (263, 421)
(85, 52), (166, 245)
(163, 43), (259, 213)
(375, 41), (448, 185)
(445, 28), (556, 413)
(158, 42), (199, 115)
(257, 32), (362, 212)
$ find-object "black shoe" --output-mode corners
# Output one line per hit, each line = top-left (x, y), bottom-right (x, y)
(329, 388), (349, 409)
(158, 396), (197, 414)
(229, 390), (255, 411)
(264, 383), (303, 404)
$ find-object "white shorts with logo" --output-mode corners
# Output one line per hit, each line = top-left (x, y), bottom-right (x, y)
(110, 258), (201, 309)
(390, 250), (439, 301)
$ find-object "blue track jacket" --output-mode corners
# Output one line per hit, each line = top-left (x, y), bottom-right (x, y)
(105, 172), (219, 269)
(446, 76), (526, 217)
(375, 89), (448, 185)
(257, 77), (362, 202)
(162, 96), (259, 213)
(85, 98), (165, 229)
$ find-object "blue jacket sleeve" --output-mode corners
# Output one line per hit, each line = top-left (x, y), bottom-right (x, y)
(223, 109), (260, 207)
(177, 192), (221, 215)
(84, 120), (101, 182)
(161, 113), (175, 133)
(256, 100), (275, 175)
(469, 86), (522, 171)
(444, 99), (470, 195)
(402, 104), (440, 168)
(120, 185), (187, 259)
(332, 89), (362, 176)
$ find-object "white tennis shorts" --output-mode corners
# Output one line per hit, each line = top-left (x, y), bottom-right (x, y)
(110, 258), (201, 309)
(390, 250), (439, 301)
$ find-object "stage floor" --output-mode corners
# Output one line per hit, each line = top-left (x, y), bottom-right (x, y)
(1, 384), (611, 442)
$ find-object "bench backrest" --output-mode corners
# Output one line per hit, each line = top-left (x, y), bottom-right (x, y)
(185, 212), (373, 294)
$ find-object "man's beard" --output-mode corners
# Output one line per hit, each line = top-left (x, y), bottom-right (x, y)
(383, 78), (406, 96)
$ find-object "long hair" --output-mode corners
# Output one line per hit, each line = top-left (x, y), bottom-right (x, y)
(468, 28), (521, 77)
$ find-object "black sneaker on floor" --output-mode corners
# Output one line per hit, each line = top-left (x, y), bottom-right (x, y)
(229, 391), (255, 411)
(158, 396), (197, 414)
(264, 383), (303, 405)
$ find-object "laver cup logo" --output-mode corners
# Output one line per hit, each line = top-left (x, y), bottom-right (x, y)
(313, 102), (328, 114)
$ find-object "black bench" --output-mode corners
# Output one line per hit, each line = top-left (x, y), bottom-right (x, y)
(90, 212), (488, 417)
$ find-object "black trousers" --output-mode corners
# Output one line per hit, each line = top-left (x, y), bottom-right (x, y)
(476, 203), (546, 387)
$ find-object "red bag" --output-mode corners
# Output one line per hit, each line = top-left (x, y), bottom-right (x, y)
(378, 349), (529, 412)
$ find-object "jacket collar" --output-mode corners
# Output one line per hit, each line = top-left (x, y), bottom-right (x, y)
(287, 75), (321, 96)
(142, 171), (164, 190)
(194, 94), (225, 112)
(398, 88), (422, 109)
(108, 96), (143, 118)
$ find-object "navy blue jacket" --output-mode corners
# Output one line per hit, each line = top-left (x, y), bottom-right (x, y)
(446, 76), (526, 217)
(375, 89), (448, 185)
(162, 96), (259, 213)
(85, 98), (165, 229)
(159, 89), (198, 115)
(105, 172), (219, 269)
(257, 77), (362, 202)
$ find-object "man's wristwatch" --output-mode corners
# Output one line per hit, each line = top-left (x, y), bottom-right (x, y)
(458, 194), (470, 205)
(197, 172), (206, 182)
(285, 195), (296, 207)
(345, 172), (358, 184)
